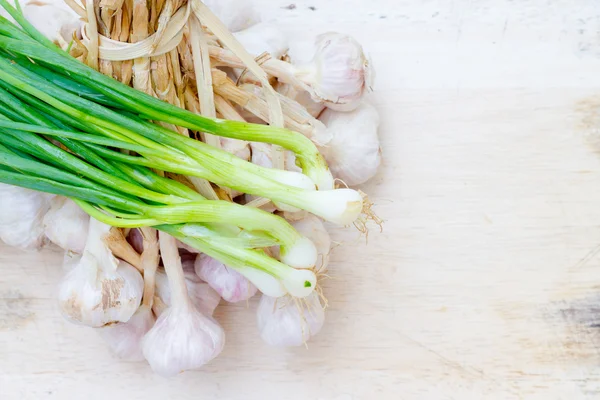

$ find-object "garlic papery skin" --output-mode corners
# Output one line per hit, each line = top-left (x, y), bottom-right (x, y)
(57, 219), (144, 327)
(202, 0), (260, 32)
(194, 253), (258, 303)
(290, 215), (332, 271)
(154, 270), (221, 317)
(233, 23), (288, 59)
(318, 102), (382, 186)
(43, 197), (90, 254)
(143, 233), (225, 377)
(0, 183), (52, 250)
(257, 292), (325, 347)
(295, 32), (373, 111)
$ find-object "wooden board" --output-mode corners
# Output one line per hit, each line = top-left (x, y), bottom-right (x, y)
(2, 0), (600, 398)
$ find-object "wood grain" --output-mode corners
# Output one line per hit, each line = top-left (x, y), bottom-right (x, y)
(3, 0), (600, 398)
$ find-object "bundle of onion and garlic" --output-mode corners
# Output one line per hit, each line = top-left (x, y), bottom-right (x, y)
(0, 0), (382, 376)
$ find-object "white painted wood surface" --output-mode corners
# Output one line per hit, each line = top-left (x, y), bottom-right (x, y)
(3, 0), (600, 398)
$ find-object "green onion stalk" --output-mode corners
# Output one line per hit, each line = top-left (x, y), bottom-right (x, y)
(0, 144), (316, 297)
(0, 53), (363, 226)
(0, 0), (333, 191)
(0, 0), (372, 296)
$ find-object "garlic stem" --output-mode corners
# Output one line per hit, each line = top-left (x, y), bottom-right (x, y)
(105, 227), (142, 271)
(140, 227), (159, 307)
(210, 31), (374, 111)
(159, 231), (191, 308)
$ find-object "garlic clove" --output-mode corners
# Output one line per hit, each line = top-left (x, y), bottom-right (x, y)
(290, 215), (332, 271)
(154, 270), (221, 317)
(0, 183), (53, 250)
(127, 228), (144, 254)
(233, 23), (289, 59)
(97, 305), (155, 361)
(43, 196), (90, 254)
(202, 0), (260, 32)
(257, 292), (325, 347)
(318, 102), (382, 186)
(194, 253), (258, 303)
(142, 305), (226, 377)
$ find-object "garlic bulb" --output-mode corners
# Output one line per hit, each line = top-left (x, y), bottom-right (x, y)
(98, 228), (159, 361)
(143, 232), (225, 377)
(290, 215), (331, 271)
(233, 23), (288, 59)
(43, 197), (90, 254)
(202, 0), (260, 32)
(287, 32), (373, 112)
(97, 306), (155, 361)
(143, 303), (225, 377)
(0, 183), (52, 250)
(154, 270), (221, 317)
(211, 32), (373, 111)
(58, 219), (144, 327)
(22, 0), (81, 45)
(318, 102), (381, 186)
(194, 253), (258, 303)
(257, 292), (325, 347)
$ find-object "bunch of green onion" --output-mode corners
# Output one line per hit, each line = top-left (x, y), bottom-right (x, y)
(0, 1), (366, 298)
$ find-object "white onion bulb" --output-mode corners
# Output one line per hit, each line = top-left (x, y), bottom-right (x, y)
(290, 215), (331, 271)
